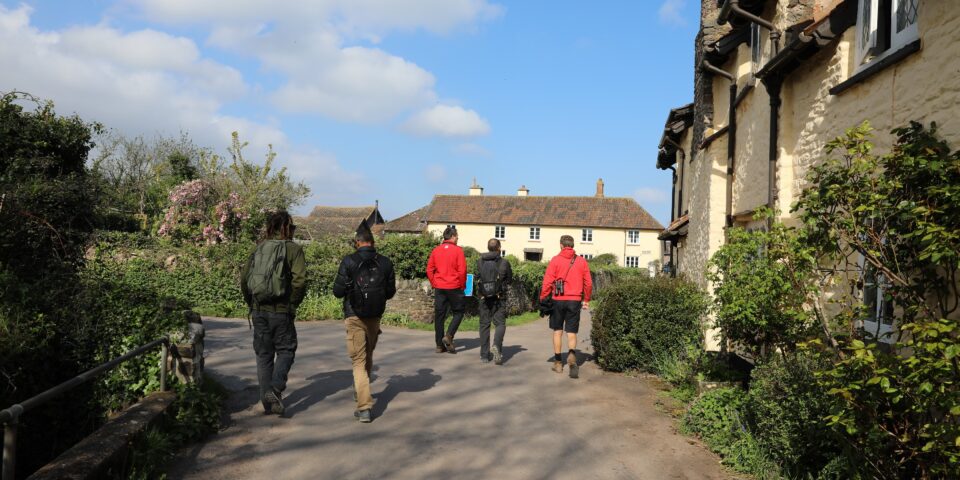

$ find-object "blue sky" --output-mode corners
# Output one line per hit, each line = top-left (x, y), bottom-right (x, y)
(0, 0), (699, 225)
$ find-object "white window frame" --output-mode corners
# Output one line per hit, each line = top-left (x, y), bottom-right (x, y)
(581, 254), (594, 260)
(625, 256), (639, 268)
(627, 229), (640, 244)
(529, 226), (541, 241)
(859, 256), (896, 342)
(856, 0), (880, 66)
(581, 228), (593, 243)
(501, 250), (507, 258)
(890, 0), (920, 51)
(446, 224), (456, 230)
(856, 0), (920, 69)
(750, 22), (763, 74)
(494, 225), (506, 240)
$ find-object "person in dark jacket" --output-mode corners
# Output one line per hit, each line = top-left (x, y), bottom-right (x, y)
(240, 211), (307, 415)
(476, 238), (513, 365)
(540, 235), (592, 379)
(332, 226), (396, 423)
(426, 226), (467, 353)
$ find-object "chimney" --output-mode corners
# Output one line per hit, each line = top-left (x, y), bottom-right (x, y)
(469, 177), (483, 196)
(517, 185), (529, 197)
(596, 178), (605, 198)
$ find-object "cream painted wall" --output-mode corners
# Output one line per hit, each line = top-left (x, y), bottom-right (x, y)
(677, 1), (959, 350)
(426, 222), (661, 269)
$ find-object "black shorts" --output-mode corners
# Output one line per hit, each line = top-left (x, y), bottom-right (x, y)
(549, 300), (582, 333)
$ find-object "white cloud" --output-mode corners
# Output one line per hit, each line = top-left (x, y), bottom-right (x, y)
(658, 0), (687, 27)
(134, 0), (498, 130)
(402, 104), (491, 138)
(0, 5), (367, 209)
(633, 187), (669, 204)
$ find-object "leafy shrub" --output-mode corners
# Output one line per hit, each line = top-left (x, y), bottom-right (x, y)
(588, 253), (617, 266)
(303, 236), (353, 294)
(297, 293), (344, 320)
(591, 276), (707, 372)
(745, 353), (848, 478)
(794, 122), (960, 478)
(707, 214), (818, 359)
(682, 388), (779, 477)
(378, 233), (438, 280)
(511, 261), (547, 301)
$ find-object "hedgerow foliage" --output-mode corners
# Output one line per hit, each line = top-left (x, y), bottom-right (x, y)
(794, 122), (960, 478)
(704, 122), (960, 478)
(591, 276), (708, 372)
(0, 93), (188, 476)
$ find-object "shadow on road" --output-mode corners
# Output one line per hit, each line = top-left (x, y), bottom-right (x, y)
(283, 369), (354, 417)
(371, 368), (441, 420)
(499, 345), (527, 364)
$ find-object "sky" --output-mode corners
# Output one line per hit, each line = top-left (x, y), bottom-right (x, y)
(0, 0), (700, 226)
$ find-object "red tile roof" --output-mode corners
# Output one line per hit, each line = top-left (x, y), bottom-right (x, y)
(412, 195), (663, 230)
(383, 205), (430, 233)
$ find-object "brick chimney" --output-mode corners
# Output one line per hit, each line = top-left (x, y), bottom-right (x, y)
(517, 185), (529, 196)
(596, 178), (604, 198)
(469, 177), (483, 196)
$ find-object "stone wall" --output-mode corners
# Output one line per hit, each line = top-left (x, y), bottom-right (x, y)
(386, 272), (626, 324)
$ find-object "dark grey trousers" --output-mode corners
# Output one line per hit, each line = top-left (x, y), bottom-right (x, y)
(252, 310), (297, 401)
(434, 288), (466, 345)
(478, 297), (506, 359)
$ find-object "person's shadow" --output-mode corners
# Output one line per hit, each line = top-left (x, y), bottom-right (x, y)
(499, 345), (527, 364)
(371, 368), (442, 419)
(283, 369), (354, 417)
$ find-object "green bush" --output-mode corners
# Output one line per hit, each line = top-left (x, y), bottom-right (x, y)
(591, 276), (708, 372)
(303, 236), (354, 294)
(682, 388), (779, 477)
(377, 233), (437, 280)
(511, 261), (547, 301)
(297, 293), (344, 320)
(588, 253), (617, 266)
(745, 354), (849, 478)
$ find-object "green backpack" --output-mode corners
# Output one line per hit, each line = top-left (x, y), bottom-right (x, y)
(246, 240), (290, 305)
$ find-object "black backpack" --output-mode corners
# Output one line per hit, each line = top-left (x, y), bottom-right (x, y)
(349, 253), (387, 317)
(477, 257), (502, 299)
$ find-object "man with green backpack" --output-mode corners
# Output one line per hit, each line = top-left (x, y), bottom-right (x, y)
(241, 211), (307, 416)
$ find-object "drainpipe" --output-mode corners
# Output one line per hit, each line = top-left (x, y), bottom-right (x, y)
(718, 0), (781, 55)
(701, 60), (737, 230)
(763, 77), (783, 229)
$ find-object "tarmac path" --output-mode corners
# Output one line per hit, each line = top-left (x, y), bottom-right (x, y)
(168, 312), (730, 480)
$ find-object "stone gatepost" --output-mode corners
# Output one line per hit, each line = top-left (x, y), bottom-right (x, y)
(170, 310), (205, 384)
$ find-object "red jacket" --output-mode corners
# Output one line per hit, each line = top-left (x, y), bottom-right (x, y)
(540, 247), (592, 302)
(426, 240), (467, 290)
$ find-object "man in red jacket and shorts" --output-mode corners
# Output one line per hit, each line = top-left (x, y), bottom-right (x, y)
(426, 226), (467, 353)
(540, 235), (592, 378)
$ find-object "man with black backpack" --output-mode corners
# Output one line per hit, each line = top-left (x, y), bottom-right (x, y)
(476, 238), (513, 365)
(241, 211), (307, 416)
(540, 235), (592, 379)
(333, 226), (396, 423)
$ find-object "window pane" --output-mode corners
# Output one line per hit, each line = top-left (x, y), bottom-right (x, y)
(860, 0), (873, 48)
(896, 0), (919, 32)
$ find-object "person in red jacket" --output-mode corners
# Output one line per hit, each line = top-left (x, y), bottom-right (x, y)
(426, 226), (467, 353)
(540, 235), (592, 378)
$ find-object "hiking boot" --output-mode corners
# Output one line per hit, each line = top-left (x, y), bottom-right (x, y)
(265, 389), (285, 415)
(435, 345), (447, 353)
(552, 360), (564, 373)
(568, 352), (579, 379)
(491, 345), (503, 365)
(442, 335), (456, 354)
(481, 356), (491, 364)
(354, 409), (372, 423)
